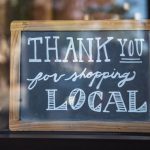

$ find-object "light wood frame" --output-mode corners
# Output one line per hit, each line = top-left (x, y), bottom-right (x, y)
(10, 20), (150, 132)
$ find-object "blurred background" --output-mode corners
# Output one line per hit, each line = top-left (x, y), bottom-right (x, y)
(0, 0), (149, 130)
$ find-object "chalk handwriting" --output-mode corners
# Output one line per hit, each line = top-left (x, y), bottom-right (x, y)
(27, 72), (65, 90)
(27, 68), (136, 90)
(25, 35), (147, 115)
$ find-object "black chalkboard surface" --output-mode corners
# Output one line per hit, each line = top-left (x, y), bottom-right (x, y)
(10, 21), (150, 132)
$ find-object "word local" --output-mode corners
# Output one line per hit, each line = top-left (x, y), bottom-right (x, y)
(45, 88), (147, 113)
(27, 36), (145, 63)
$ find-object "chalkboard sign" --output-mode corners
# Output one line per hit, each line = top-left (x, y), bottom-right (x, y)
(10, 21), (150, 132)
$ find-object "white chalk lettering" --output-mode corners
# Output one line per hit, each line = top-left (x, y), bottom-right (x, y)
(45, 89), (147, 113)
(77, 38), (94, 62)
(27, 68), (136, 90)
(27, 72), (65, 90)
(128, 40), (134, 56)
(28, 37), (43, 62)
(46, 89), (67, 110)
(65, 68), (136, 89)
(44, 36), (61, 62)
(26, 35), (147, 116)
(103, 91), (127, 112)
(128, 90), (147, 112)
(118, 38), (144, 57)
(63, 37), (78, 62)
(69, 88), (85, 110)
(134, 39), (144, 56)
(96, 37), (113, 62)
(118, 38), (128, 57)
(88, 91), (103, 112)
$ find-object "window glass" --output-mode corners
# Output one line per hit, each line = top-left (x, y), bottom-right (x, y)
(0, 0), (149, 130)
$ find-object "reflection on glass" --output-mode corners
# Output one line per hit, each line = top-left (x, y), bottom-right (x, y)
(0, 0), (149, 130)
(20, 30), (149, 121)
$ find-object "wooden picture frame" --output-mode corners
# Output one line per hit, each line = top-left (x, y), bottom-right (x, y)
(10, 20), (150, 132)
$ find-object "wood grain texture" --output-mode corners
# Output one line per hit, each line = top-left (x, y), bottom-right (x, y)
(11, 20), (150, 31)
(9, 121), (150, 132)
(10, 20), (150, 132)
(9, 30), (21, 128)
